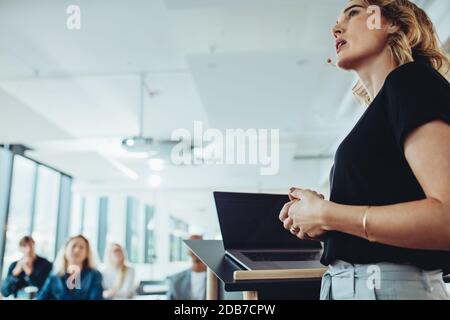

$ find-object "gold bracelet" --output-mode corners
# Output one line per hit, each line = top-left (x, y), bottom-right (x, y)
(362, 206), (371, 240)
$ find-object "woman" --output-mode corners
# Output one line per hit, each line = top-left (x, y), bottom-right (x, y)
(279, 0), (450, 300)
(102, 244), (135, 299)
(37, 235), (103, 300)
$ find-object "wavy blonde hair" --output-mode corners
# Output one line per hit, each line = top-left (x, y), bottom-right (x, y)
(53, 235), (97, 276)
(352, 0), (450, 105)
(104, 243), (129, 291)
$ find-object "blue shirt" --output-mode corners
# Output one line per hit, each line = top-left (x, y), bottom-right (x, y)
(37, 268), (103, 300)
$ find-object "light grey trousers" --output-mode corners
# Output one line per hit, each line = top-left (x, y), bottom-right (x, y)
(320, 260), (450, 300)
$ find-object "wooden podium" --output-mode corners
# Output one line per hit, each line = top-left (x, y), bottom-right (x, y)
(184, 240), (326, 300)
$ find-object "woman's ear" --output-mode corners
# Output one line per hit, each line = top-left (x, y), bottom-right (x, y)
(386, 21), (400, 34)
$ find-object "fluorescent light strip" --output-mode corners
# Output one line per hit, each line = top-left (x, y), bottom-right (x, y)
(105, 158), (139, 180)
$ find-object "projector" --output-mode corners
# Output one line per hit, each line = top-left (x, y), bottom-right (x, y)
(121, 136), (154, 152)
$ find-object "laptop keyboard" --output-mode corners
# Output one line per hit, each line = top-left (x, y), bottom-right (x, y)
(243, 251), (319, 262)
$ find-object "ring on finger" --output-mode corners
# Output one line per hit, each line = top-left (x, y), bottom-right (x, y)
(290, 226), (300, 234)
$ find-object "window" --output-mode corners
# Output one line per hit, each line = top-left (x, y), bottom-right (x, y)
(32, 165), (61, 259)
(81, 197), (99, 252)
(69, 195), (109, 261)
(2, 156), (36, 278)
(126, 197), (142, 263)
(144, 205), (156, 263)
(0, 149), (72, 281)
(0, 150), (16, 278)
(169, 217), (189, 262)
(55, 175), (72, 254)
(69, 195), (85, 236)
(97, 197), (108, 261)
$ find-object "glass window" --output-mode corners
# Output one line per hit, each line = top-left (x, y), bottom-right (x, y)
(69, 194), (84, 236)
(169, 217), (189, 262)
(32, 165), (61, 260)
(126, 197), (144, 263)
(55, 175), (72, 254)
(144, 205), (156, 263)
(97, 197), (108, 261)
(0, 148), (14, 278)
(82, 197), (99, 252)
(2, 155), (36, 278)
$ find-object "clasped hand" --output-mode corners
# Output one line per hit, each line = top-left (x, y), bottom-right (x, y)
(279, 187), (328, 240)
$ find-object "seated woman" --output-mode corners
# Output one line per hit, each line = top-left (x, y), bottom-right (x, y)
(37, 235), (103, 300)
(102, 244), (135, 299)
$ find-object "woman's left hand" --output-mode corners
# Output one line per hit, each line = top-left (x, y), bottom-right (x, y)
(284, 188), (329, 239)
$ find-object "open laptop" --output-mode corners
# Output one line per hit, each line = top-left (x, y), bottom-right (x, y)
(214, 191), (324, 270)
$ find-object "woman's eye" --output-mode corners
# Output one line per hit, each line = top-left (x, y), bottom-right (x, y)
(348, 9), (359, 18)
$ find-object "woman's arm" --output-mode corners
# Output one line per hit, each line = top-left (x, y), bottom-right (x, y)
(0, 263), (21, 298)
(88, 271), (104, 300)
(35, 276), (53, 300)
(326, 120), (450, 249)
(323, 198), (450, 250)
(285, 120), (450, 250)
(120, 267), (136, 299)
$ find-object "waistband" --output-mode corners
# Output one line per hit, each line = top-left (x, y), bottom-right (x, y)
(320, 260), (444, 300)
(327, 260), (444, 281)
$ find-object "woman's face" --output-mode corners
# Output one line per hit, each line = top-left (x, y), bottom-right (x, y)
(110, 245), (124, 266)
(65, 237), (88, 266)
(332, 0), (394, 70)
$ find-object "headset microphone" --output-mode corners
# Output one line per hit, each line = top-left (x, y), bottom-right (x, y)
(326, 58), (337, 67)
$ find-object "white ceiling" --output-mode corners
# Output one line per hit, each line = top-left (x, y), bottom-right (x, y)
(0, 0), (448, 193)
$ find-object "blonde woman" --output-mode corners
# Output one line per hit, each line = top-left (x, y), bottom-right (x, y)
(102, 244), (135, 299)
(279, 0), (450, 299)
(37, 235), (103, 300)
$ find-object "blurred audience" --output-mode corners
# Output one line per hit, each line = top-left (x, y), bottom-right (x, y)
(102, 243), (135, 299)
(37, 235), (103, 300)
(167, 235), (207, 300)
(1, 236), (52, 299)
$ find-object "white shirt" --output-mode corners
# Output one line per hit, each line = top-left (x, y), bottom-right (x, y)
(102, 266), (136, 299)
(190, 271), (206, 300)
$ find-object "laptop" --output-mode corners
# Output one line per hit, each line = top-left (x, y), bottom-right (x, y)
(214, 191), (324, 270)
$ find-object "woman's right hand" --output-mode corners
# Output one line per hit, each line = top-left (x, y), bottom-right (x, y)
(279, 187), (327, 241)
(12, 260), (24, 277)
(103, 289), (117, 299)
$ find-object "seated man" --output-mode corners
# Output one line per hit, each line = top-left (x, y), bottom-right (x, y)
(167, 235), (207, 300)
(1, 236), (52, 298)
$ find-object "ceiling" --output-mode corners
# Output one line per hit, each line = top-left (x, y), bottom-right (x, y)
(0, 0), (448, 193)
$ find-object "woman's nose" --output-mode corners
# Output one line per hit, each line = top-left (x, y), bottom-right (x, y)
(331, 24), (343, 39)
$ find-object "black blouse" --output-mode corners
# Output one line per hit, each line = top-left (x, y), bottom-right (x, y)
(1, 256), (52, 298)
(321, 61), (450, 272)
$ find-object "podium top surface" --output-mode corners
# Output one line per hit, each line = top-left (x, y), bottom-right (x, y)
(184, 239), (323, 292)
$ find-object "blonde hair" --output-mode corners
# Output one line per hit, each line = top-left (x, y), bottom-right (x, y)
(352, 0), (450, 105)
(105, 243), (129, 291)
(53, 235), (97, 276)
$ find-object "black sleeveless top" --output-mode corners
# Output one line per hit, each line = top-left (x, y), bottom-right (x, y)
(321, 62), (450, 272)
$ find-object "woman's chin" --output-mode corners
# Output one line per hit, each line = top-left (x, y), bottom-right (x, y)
(336, 56), (354, 70)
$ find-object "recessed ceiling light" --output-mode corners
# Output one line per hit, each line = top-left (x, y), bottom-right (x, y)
(148, 158), (164, 171)
(124, 138), (135, 146)
(148, 174), (161, 188)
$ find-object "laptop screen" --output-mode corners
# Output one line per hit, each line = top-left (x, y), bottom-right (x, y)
(214, 191), (322, 250)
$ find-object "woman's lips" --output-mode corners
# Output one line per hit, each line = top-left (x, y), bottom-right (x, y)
(336, 39), (347, 53)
